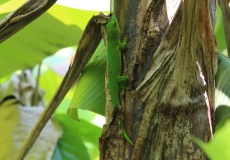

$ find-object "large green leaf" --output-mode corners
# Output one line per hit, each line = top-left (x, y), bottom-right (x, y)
(195, 120), (230, 160)
(0, 0), (8, 5)
(53, 113), (102, 160)
(215, 53), (230, 130)
(53, 114), (90, 160)
(68, 41), (106, 119)
(0, 3), (98, 78)
(0, 0), (25, 13)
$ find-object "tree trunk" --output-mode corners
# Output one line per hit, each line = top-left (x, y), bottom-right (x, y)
(99, 0), (217, 159)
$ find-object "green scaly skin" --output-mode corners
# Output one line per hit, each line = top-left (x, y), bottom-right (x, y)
(106, 16), (133, 145)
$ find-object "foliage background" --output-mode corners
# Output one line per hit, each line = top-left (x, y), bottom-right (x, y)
(0, 0), (108, 159)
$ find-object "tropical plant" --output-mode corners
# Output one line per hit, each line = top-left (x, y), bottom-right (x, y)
(0, 0), (230, 160)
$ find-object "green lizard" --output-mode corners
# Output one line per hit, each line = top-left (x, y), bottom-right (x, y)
(105, 16), (133, 145)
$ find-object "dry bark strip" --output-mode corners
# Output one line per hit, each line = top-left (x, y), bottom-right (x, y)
(135, 0), (170, 81)
(132, 0), (217, 159)
(130, 1), (181, 149)
(0, 0), (57, 43)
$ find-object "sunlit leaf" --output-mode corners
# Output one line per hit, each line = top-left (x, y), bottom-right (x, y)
(39, 68), (63, 102)
(0, 100), (19, 160)
(0, 4), (98, 78)
(195, 120), (230, 160)
(214, 6), (227, 52)
(0, 0), (9, 5)
(47, 4), (100, 30)
(0, 0), (25, 14)
(68, 41), (106, 119)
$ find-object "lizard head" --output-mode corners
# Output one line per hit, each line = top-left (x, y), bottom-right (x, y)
(106, 16), (120, 34)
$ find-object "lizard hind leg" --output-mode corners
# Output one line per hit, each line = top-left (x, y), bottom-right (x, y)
(119, 35), (128, 49)
(117, 76), (128, 95)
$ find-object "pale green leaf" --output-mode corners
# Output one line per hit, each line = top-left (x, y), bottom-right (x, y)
(39, 68), (63, 102)
(47, 4), (100, 30)
(0, 0), (25, 14)
(68, 41), (106, 119)
(215, 6), (227, 52)
(0, 4), (98, 78)
(0, 0), (9, 5)
(0, 101), (19, 160)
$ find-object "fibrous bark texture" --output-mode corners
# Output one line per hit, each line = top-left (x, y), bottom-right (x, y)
(131, 0), (217, 159)
(100, 0), (217, 159)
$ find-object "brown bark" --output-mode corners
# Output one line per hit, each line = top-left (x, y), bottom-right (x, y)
(99, 106), (127, 159)
(100, 0), (217, 159)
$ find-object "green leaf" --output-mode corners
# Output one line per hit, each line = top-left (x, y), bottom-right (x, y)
(0, 101), (19, 160)
(47, 4), (100, 30)
(54, 113), (102, 160)
(39, 68), (63, 102)
(214, 6), (227, 52)
(215, 105), (230, 131)
(0, 0), (25, 14)
(215, 53), (230, 129)
(0, 0), (9, 5)
(0, 4), (98, 78)
(67, 41), (106, 119)
(54, 114), (90, 160)
(195, 120), (230, 160)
